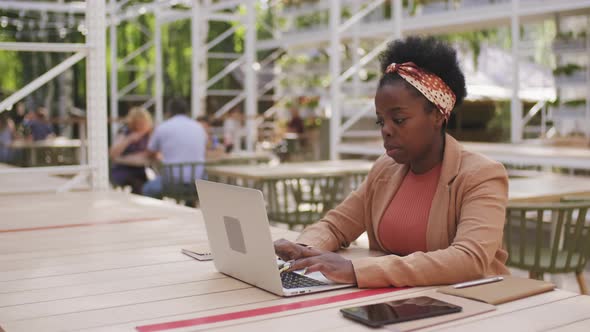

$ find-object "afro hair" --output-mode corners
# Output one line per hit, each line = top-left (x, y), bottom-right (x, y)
(378, 36), (467, 107)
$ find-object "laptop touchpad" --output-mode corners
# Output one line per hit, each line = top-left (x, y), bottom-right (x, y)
(223, 216), (247, 254)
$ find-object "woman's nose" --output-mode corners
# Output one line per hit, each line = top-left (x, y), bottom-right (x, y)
(381, 123), (394, 137)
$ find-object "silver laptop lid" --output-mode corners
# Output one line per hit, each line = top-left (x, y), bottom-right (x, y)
(196, 180), (284, 296)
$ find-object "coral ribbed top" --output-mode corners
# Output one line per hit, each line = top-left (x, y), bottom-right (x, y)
(378, 163), (442, 255)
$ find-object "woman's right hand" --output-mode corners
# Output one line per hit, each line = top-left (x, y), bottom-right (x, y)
(274, 238), (321, 262)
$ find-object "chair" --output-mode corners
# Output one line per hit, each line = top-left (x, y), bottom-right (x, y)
(504, 201), (590, 294)
(160, 162), (205, 206)
(262, 175), (343, 230)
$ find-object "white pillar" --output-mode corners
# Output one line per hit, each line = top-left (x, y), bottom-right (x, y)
(109, 0), (118, 141)
(393, 0), (402, 40)
(154, 11), (164, 124)
(329, 0), (341, 160)
(351, 1), (360, 97)
(86, 0), (109, 190)
(586, 18), (590, 139)
(191, 0), (202, 119)
(244, 0), (257, 152)
(510, 0), (522, 143)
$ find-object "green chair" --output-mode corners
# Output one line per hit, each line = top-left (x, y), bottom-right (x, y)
(504, 201), (590, 294)
(561, 195), (590, 203)
(262, 175), (343, 230)
(160, 162), (205, 207)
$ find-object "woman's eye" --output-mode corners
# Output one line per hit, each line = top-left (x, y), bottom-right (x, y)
(393, 118), (405, 125)
(375, 119), (384, 127)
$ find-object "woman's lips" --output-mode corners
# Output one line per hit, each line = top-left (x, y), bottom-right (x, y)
(385, 146), (401, 157)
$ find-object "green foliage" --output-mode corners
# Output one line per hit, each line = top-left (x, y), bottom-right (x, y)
(553, 63), (584, 76)
(441, 30), (499, 67)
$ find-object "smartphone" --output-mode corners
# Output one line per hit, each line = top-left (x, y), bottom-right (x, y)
(340, 296), (462, 328)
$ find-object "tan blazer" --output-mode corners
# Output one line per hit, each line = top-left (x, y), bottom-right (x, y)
(297, 135), (510, 288)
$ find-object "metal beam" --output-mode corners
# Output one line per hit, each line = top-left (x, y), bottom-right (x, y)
(0, 52), (86, 112)
(141, 98), (156, 110)
(110, 0), (119, 142)
(154, 12), (164, 124)
(339, 0), (385, 34)
(0, 42), (88, 53)
(338, 39), (388, 84)
(258, 0), (590, 51)
(341, 103), (374, 133)
(208, 89), (242, 96)
(191, 0), (204, 118)
(208, 52), (241, 59)
(118, 71), (155, 97)
(206, 57), (244, 89)
(207, 0), (242, 12)
(214, 79), (275, 119)
(329, 0), (342, 160)
(511, 0), (522, 143)
(120, 41), (154, 66)
(206, 26), (237, 51)
(586, 21), (590, 138)
(393, 0), (402, 39)
(208, 12), (241, 22)
(245, 0), (257, 151)
(0, 1), (86, 13)
(86, 0), (110, 191)
(351, 1), (361, 97)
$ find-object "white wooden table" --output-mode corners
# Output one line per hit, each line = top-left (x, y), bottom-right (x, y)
(509, 173), (590, 203)
(0, 163), (89, 195)
(10, 138), (84, 167)
(1, 191), (589, 332)
(206, 159), (374, 181)
(337, 141), (590, 171)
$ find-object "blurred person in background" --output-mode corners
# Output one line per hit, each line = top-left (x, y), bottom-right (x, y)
(222, 107), (243, 153)
(197, 115), (222, 152)
(287, 107), (305, 135)
(25, 106), (54, 141)
(109, 107), (153, 194)
(0, 113), (15, 162)
(142, 97), (207, 199)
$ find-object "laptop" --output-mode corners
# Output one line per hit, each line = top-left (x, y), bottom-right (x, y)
(196, 179), (354, 297)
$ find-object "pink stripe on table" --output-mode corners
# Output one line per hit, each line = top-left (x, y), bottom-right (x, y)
(136, 287), (408, 332)
(0, 217), (166, 233)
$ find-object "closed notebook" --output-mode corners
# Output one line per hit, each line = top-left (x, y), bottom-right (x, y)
(181, 245), (213, 261)
(437, 276), (555, 305)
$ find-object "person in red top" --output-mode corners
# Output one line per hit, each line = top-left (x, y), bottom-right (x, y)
(274, 36), (509, 287)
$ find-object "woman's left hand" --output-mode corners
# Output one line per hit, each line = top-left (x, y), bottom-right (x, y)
(288, 252), (357, 285)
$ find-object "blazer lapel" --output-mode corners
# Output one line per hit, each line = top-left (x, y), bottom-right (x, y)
(426, 134), (462, 251)
(371, 162), (409, 250)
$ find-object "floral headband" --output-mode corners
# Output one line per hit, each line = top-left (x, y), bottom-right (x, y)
(385, 61), (456, 120)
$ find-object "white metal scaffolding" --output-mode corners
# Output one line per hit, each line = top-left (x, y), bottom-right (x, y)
(2, 0), (590, 196)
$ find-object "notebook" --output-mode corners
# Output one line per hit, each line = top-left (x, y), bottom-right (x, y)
(437, 275), (555, 305)
(181, 245), (213, 261)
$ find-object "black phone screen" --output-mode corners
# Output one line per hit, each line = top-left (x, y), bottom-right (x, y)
(340, 296), (462, 327)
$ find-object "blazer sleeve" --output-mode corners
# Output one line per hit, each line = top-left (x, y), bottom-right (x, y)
(294, 160), (384, 251)
(351, 162), (508, 288)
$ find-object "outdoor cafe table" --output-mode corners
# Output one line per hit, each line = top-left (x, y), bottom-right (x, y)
(207, 159), (590, 203)
(10, 138), (84, 167)
(508, 172), (590, 203)
(0, 163), (89, 195)
(206, 159), (374, 188)
(205, 150), (273, 165)
(113, 151), (274, 168)
(1, 190), (589, 332)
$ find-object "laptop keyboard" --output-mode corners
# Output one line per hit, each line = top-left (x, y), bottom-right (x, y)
(281, 271), (327, 289)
